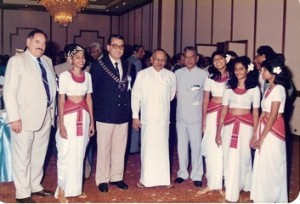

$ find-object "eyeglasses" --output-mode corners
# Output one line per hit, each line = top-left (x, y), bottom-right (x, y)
(110, 44), (125, 50)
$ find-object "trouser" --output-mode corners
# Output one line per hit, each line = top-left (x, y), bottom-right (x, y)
(95, 122), (128, 184)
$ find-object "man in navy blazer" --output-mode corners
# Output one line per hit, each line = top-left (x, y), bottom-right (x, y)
(90, 34), (131, 193)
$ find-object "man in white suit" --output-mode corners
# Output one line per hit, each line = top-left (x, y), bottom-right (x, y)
(3, 29), (57, 203)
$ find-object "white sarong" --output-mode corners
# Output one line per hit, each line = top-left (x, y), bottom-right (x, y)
(250, 123), (287, 203)
(55, 109), (90, 198)
(140, 124), (170, 187)
(222, 122), (253, 202)
(201, 111), (223, 190)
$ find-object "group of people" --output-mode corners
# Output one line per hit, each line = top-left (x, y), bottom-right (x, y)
(2, 28), (292, 203)
(196, 47), (290, 203)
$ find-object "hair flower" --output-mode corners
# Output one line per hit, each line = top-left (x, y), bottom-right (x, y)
(273, 66), (282, 74)
(225, 54), (232, 63)
(247, 63), (254, 73)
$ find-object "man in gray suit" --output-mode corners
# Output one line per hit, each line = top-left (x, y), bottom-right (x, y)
(3, 29), (57, 203)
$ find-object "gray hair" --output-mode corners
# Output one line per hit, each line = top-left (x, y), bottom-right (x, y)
(89, 42), (101, 50)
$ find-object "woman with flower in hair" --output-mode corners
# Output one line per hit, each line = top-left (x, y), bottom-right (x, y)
(215, 56), (260, 202)
(55, 44), (95, 203)
(198, 50), (231, 196)
(250, 56), (289, 203)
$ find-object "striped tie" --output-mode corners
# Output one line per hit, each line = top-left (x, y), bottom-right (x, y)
(37, 57), (51, 106)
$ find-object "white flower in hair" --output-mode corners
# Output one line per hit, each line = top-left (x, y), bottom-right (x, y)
(225, 54), (232, 63)
(273, 66), (282, 74)
(247, 63), (254, 73)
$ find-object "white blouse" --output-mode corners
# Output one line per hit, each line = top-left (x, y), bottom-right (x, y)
(222, 86), (261, 109)
(59, 71), (92, 96)
(204, 77), (227, 97)
(261, 85), (286, 113)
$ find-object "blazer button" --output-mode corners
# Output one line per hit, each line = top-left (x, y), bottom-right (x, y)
(118, 95), (121, 98)
(118, 104), (121, 106)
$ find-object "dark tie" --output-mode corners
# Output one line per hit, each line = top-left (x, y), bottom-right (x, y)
(114, 62), (120, 78)
(37, 57), (51, 106)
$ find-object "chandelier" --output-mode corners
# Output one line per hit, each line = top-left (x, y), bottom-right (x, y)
(38, 0), (89, 27)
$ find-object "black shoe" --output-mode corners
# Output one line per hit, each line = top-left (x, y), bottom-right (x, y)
(193, 180), (202, 187)
(174, 177), (185, 184)
(31, 190), (53, 197)
(16, 197), (35, 203)
(110, 180), (128, 189)
(98, 183), (108, 192)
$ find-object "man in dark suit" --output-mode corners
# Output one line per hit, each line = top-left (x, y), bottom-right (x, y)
(90, 34), (131, 193)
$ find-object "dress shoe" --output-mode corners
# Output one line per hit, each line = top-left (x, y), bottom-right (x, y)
(16, 197), (35, 203)
(194, 180), (203, 187)
(31, 189), (53, 197)
(174, 177), (185, 184)
(110, 180), (128, 189)
(98, 183), (108, 192)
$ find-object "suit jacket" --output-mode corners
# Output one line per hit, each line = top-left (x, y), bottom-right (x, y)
(3, 50), (57, 131)
(54, 61), (72, 76)
(90, 55), (131, 124)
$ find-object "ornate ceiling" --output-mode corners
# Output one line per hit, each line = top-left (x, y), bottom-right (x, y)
(0, 0), (152, 15)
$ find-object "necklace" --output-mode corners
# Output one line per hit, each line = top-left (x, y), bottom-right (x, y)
(69, 70), (85, 83)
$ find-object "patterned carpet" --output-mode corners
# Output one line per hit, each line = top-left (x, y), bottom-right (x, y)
(0, 135), (299, 203)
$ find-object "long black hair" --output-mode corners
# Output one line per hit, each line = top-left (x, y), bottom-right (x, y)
(208, 50), (232, 80)
(261, 56), (290, 89)
(227, 56), (259, 90)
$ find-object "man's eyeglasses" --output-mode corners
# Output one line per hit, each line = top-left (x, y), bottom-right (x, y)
(110, 44), (125, 50)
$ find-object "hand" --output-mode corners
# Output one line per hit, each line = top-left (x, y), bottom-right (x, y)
(253, 137), (264, 150)
(59, 125), (68, 139)
(11, 120), (22, 134)
(249, 135), (257, 148)
(132, 118), (141, 130)
(215, 134), (222, 147)
(89, 124), (95, 137)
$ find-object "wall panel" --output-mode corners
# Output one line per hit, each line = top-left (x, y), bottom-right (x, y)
(161, 0), (175, 55)
(121, 13), (129, 45)
(3, 10), (50, 56)
(256, 0), (284, 53)
(67, 14), (111, 48)
(181, 0), (196, 49)
(152, 0), (159, 50)
(128, 11), (135, 45)
(0, 9), (3, 54)
(142, 4), (152, 51)
(196, 0), (213, 45)
(285, 0), (300, 90)
(134, 8), (142, 45)
(175, 0), (183, 53)
(212, 0), (231, 44)
(232, 0), (255, 57)
(111, 16), (120, 35)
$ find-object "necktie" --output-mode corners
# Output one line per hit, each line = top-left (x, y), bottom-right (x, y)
(37, 57), (51, 106)
(115, 62), (120, 79)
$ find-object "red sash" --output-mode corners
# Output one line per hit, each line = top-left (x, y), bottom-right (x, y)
(261, 116), (285, 141)
(207, 101), (222, 125)
(224, 112), (253, 149)
(64, 100), (89, 136)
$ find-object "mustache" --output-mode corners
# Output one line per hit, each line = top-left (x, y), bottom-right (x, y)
(36, 48), (44, 51)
